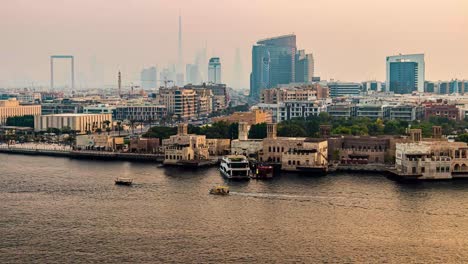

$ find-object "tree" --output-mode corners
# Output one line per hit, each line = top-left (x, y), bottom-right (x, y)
(248, 123), (267, 139)
(143, 126), (177, 139)
(6, 115), (34, 127)
(456, 134), (468, 143)
(278, 123), (307, 137)
(116, 121), (122, 136)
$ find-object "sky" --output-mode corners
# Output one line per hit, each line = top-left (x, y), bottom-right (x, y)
(1, 0), (467, 89)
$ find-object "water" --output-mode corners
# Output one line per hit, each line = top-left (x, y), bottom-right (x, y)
(1, 154), (467, 263)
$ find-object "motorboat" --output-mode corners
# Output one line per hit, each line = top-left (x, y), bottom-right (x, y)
(209, 185), (230, 195)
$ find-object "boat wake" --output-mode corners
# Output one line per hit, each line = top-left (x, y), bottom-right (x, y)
(229, 191), (342, 201)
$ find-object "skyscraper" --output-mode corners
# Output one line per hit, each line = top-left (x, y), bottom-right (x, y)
(386, 54), (425, 94)
(177, 13), (183, 74)
(208, 57), (221, 84)
(140, 66), (157, 89)
(250, 34), (297, 99)
(295, 50), (314, 83)
(186, 64), (200, 84)
(233, 48), (243, 90)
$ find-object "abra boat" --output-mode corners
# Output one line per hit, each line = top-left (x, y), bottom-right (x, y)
(115, 178), (133, 186)
(219, 155), (250, 180)
(209, 185), (230, 195)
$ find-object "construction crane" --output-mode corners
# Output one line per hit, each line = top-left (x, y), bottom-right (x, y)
(156, 79), (174, 88)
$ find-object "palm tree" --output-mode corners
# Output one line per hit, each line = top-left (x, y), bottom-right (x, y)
(129, 119), (136, 135)
(116, 121), (122, 136)
(103, 120), (111, 135)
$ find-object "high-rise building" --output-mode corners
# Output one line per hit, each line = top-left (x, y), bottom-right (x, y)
(186, 64), (200, 85)
(233, 48), (243, 90)
(295, 50), (314, 83)
(386, 54), (425, 94)
(251, 34), (308, 99)
(208, 57), (221, 84)
(140, 66), (157, 89)
(159, 67), (176, 87)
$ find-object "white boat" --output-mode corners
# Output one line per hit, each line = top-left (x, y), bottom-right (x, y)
(219, 155), (250, 180)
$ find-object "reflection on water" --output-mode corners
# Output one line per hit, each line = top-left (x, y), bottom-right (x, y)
(0, 154), (467, 263)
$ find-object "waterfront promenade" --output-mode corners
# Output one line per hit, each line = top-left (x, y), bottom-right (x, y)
(0, 143), (163, 162)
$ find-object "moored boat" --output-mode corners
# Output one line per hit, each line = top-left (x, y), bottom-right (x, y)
(251, 164), (274, 179)
(219, 155), (250, 180)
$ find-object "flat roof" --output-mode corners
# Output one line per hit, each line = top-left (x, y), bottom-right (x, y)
(41, 113), (111, 117)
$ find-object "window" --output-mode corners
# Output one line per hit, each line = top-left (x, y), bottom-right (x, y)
(288, 160), (291, 165)
(297, 161), (300, 166)
(421, 167), (425, 173)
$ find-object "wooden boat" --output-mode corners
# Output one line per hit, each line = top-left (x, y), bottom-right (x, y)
(115, 178), (133, 186)
(209, 185), (229, 195)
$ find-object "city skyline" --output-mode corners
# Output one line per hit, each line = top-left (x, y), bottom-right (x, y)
(1, 0), (467, 89)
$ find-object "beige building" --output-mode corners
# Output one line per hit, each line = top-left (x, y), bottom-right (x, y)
(396, 141), (468, 180)
(129, 138), (161, 153)
(75, 134), (124, 151)
(212, 109), (272, 125)
(34, 113), (112, 133)
(163, 124), (209, 164)
(207, 138), (231, 156)
(158, 87), (214, 119)
(259, 124), (328, 172)
(261, 86), (318, 104)
(230, 122), (263, 157)
(0, 99), (41, 124)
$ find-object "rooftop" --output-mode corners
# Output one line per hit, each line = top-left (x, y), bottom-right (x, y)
(42, 113), (111, 117)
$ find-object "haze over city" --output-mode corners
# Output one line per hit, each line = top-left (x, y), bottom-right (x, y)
(1, 0), (467, 88)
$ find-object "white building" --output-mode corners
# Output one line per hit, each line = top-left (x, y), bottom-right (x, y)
(256, 101), (324, 123)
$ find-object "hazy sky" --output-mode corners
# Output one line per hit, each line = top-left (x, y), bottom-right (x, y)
(1, 0), (467, 89)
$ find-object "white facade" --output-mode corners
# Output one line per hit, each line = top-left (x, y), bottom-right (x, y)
(386, 54), (425, 93)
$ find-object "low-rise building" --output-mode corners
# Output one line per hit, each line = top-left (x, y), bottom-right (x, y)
(162, 124), (209, 164)
(327, 136), (396, 164)
(327, 103), (356, 119)
(230, 122), (263, 157)
(34, 113), (112, 133)
(395, 141), (468, 179)
(75, 134), (124, 151)
(328, 82), (362, 97)
(129, 138), (160, 153)
(0, 99), (41, 125)
(259, 123), (328, 172)
(424, 103), (460, 121)
(207, 138), (231, 156)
